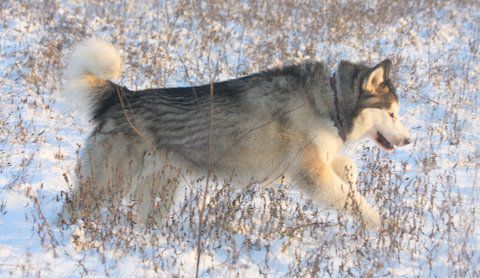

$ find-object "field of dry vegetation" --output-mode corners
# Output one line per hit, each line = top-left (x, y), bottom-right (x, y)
(1, 0), (479, 276)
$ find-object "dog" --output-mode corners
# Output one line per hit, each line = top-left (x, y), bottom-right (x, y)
(62, 38), (411, 230)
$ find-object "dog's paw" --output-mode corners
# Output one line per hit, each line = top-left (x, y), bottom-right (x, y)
(361, 207), (381, 231)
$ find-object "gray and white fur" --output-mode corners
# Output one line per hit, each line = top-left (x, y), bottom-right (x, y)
(62, 38), (411, 230)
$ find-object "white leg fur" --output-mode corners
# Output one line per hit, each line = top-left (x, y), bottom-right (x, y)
(331, 156), (357, 186)
(63, 132), (180, 227)
(296, 145), (381, 230)
(131, 152), (181, 226)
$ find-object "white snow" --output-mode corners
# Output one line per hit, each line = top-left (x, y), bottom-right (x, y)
(1, 1), (479, 276)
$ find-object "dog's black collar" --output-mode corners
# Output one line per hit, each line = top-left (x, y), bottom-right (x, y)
(330, 72), (346, 141)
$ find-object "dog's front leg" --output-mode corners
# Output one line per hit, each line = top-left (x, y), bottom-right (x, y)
(331, 156), (357, 186)
(296, 145), (381, 230)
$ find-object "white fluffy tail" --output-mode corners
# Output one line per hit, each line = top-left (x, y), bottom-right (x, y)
(63, 38), (122, 117)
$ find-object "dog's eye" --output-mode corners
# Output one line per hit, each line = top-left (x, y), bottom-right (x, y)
(388, 112), (395, 119)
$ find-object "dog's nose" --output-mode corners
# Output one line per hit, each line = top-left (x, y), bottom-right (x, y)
(403, 138), (412, 145)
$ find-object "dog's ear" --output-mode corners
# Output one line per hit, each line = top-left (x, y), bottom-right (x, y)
(362, 59), (392, 93)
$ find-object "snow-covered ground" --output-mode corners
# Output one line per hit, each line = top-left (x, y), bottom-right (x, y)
(1, 1), (479, 276)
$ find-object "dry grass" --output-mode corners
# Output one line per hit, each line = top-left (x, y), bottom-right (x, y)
(0, 0), (479, 276)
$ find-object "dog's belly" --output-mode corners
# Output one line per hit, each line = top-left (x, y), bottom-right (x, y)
(214, 146), (288, 181)
(210, 128), (303, 182)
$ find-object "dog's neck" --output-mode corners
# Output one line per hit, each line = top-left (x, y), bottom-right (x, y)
(330, 72), (346, 141)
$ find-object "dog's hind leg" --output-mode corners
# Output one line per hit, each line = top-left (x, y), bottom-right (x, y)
(132, 152), (181, 227)
(295, 145), (380, 230)
(61, 132), (144, 225)
(60, 133), (120, 225)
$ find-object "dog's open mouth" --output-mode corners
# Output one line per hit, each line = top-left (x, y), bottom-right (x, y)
(376, 132), (394, 150)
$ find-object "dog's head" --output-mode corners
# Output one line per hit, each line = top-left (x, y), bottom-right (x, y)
(340, 59), (411, 151)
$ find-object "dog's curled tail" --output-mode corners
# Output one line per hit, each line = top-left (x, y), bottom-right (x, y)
(64, 38), (122, 117)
